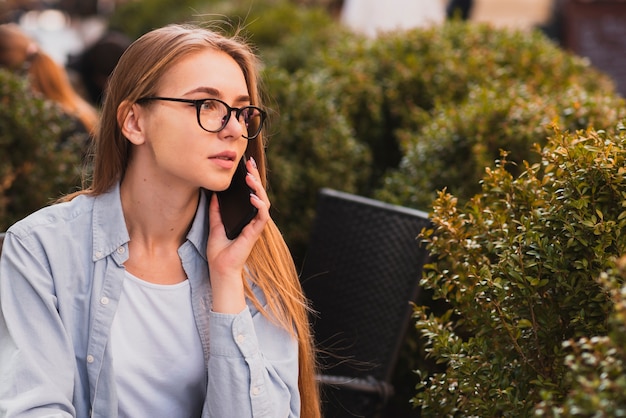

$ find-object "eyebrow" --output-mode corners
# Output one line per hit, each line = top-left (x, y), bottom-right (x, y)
(184, 87), (251, 103)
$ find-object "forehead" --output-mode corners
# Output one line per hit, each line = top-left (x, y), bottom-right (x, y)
(157, 48), (248, 97)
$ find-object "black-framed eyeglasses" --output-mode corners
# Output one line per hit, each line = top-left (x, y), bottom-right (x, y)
(137, 96), (266, 140)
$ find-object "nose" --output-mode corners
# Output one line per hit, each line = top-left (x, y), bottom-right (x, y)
(218, 110), (244, 140)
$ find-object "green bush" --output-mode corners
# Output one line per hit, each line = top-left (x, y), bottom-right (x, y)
(413, 124), (626, 416)
(536, 255), (626, 417)
(0, 69), (86, 231)
(302, 23), (623, 198)
(364, 24), (625, 210)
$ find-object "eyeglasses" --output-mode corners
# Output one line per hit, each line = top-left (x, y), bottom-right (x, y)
(137, 96), (266, 140)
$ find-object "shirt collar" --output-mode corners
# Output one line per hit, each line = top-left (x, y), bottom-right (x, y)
(92, 182), (130, 262)
(186, 189), (210, 261)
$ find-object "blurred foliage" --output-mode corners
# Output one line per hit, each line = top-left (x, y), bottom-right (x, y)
(379, 81), (626, 211)
(414, 125), (626, 416)
(108, 0), (216, 40)
(108, 0), (340, 53)
(365, 24), (626, 210)
(0, 69), (86, 231)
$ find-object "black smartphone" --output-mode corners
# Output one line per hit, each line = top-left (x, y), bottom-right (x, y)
(216, 156), (258, 240)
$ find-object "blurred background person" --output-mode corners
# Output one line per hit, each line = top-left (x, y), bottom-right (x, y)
(0, 23), (98, 138)
(67, 30), (131, 106)
(447, 0), (474, 20)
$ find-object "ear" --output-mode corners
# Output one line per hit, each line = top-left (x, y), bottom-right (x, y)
(118, 100), (146, 145)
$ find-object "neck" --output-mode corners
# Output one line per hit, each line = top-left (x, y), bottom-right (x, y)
(120, 167), (199, 249)
(119, 166), (200, 284)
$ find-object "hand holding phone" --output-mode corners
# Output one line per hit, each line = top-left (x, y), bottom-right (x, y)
(216, 156), (258, 240)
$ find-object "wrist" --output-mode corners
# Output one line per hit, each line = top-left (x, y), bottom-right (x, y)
(210, 271), (246, 314)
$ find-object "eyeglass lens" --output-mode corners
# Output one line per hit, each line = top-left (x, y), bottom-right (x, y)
(200, 100), (263, 138)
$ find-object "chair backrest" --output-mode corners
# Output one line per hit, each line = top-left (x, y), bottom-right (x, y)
(299, 188), (431, 417)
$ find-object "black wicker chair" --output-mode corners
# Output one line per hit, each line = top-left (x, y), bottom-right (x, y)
(300, 188), (431, 418)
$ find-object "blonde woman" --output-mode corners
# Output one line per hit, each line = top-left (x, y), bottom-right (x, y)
(0, 24), (320, 418)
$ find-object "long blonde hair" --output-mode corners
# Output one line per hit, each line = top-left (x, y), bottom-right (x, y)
(71, 24), (320, 417)
(0, 23), (98, 133)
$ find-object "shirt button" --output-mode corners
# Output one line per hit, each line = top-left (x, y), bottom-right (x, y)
(95, 251), (103, 258)
(236, 334), (245, 344)
(86, 355), (94, 364)
(100, 297), (109, 305)
(251, 386), (261, 396)
(116, 246), (125, 254)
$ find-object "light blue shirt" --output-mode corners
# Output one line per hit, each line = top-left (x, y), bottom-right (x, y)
(0, 183), (300, 418)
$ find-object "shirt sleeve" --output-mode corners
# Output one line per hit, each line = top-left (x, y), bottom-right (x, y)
(0, 231), (76, 417)
(205, 305), (300, 418)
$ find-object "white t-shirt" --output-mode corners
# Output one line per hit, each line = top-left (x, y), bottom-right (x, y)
(110, 271), (206, 418)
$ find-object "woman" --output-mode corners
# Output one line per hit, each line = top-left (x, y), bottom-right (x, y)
(0, 24), (320, 418)
(0, 23), (98, 134)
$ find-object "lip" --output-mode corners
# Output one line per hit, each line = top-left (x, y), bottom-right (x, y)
(209, 151), (238, 169)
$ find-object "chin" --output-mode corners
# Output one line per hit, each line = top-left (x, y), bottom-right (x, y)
(199, 171), (234, 192)
(206, 178), (232, 192)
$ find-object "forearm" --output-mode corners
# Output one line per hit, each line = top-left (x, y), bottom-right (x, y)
(0, 334), (75, 417)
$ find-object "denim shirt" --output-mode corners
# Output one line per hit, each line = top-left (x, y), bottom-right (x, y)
(0, 183), (300, 418)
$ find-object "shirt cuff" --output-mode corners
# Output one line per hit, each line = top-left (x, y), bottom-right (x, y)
(209, 307), (260, 358)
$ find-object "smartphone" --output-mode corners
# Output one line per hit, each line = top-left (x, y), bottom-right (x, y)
(216, 156), (258, 240)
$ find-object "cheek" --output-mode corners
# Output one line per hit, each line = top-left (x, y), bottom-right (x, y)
(143, 130), (205, 179)
(147, 116), (199, 152)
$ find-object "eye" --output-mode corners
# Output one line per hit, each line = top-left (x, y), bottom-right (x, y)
(199, 99), (220, 111)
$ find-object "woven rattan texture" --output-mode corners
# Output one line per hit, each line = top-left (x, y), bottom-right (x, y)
(300, 190), (430, 384)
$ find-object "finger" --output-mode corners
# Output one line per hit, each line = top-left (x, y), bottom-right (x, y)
(245, 158), (270, 207)
(250, 191), (269, 220)
(246, 173), (269, 204)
